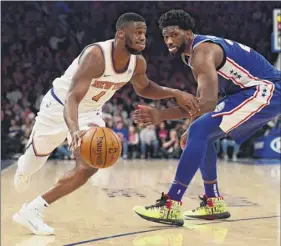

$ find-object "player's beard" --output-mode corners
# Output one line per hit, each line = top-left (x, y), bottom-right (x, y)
(169, 42), (185, 56)
(125, 36), (142, 55)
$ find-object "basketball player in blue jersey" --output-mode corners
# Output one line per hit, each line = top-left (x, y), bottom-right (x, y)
(133, 9), (281, 225)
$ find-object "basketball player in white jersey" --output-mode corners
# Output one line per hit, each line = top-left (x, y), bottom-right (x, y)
(12, 13), (199, 235)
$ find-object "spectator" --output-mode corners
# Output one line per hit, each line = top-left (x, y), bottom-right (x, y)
(221, 137), (240, 162)
(158, 122), (169, 143)
(7, 119), (22, 154)
(113, 121), (129, 160)
(128, 125), (139, 159)
(160, 129), (181, 159)
(54, 140), (73, 160)
(140, 125), (159, 159)
(21, 117), (33, 148)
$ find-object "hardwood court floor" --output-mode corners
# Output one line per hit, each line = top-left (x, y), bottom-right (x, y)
(1, 158), (280, 246)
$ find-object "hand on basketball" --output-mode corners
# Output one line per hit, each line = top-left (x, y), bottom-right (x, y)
(69, 130), (86, 153)
(174, 90), (200, 117)
(133, 105), (162, 127)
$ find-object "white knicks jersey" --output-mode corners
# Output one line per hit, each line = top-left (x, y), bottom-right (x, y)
(52, 39), (137, 113)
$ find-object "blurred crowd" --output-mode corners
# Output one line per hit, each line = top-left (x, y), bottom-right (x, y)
(1, 2), (280, 160)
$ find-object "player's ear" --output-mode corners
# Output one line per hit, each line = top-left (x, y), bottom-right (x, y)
(185, 30), (193, 39)
(117, 29), (125, 40)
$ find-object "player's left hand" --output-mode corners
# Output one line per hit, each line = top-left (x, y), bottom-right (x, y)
(174, 90), (200, 117)
(133, 105), (162, 127)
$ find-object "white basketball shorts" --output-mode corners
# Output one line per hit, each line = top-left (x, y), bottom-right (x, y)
(27, 89), (105, 156)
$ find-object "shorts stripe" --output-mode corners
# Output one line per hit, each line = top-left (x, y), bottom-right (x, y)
(212, 84), (274, 133)
(212, 87), (260, 118)
(51, 87), (64, 106)
(32, 130), (56, 157)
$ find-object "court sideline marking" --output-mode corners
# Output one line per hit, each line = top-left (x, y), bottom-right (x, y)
(64, 215), (280, 246)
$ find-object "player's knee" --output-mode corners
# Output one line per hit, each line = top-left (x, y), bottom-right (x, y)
(75, 165), (98, 181)
(188, 115), (222, 141)
(188, 120), (209, 140)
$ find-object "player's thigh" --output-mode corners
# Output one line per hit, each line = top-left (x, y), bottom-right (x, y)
(27, 120), (67, 157)
(29, 91), (68, 156)
(188, 113), (225, 141)
(66, 113), (106, 145)
(79, 114), (106, 130)
(212, 85), (280, 143)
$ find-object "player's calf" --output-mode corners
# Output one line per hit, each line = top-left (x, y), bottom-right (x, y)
(42, 163), (98, 204)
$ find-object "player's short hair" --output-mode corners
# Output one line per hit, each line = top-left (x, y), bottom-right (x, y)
(116, 12), (145, 30)
(158, 9), (195, 31)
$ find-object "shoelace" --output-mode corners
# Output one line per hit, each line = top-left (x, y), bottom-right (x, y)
(199, 196), (208, 207)
(145, 192), (168, 210)
(193, 196), (208, 211)
(34, 208), (44, 221)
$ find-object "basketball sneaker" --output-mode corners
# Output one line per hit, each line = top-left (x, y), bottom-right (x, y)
(184, 195), (231, 220)
(13, 204), (54, 235)
(14, 170), (30, 193)
(133, 192), (184, 226)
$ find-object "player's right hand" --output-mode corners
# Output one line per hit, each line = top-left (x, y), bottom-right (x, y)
(133, 105), (162, 127)
(69, 130), (86, 154)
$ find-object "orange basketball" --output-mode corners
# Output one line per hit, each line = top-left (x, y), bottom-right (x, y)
(80, 127), (122, 168)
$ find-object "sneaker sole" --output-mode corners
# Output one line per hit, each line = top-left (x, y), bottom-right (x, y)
(13, 213), (54, 235)
(134, 211), (184, 226)
(184, 211), (231, 220)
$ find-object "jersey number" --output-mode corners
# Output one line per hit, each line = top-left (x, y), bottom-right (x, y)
(92, 91), (106, 102)
(225, 39), (251, 52)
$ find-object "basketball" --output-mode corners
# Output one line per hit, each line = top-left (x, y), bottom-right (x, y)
(80, 127), (122, 168)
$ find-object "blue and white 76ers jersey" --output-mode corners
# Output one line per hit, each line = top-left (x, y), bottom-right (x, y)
(183, 34), (281, 96)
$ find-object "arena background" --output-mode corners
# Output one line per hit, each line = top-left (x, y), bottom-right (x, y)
(1, 1), (280, 163)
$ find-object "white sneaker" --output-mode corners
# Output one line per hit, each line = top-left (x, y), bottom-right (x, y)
(223, 154), (229, 161)
(13, 204), (55, 235)
(14, 171), (30, 193)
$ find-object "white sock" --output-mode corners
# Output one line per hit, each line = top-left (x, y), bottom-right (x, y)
(27, 196), (49, 212)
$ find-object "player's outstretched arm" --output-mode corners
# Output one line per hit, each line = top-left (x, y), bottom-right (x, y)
(133, 104), (191, 127)
(133, 43), (222, 126)
(64, 46), (104, 151)
(130, 55), (199, 116)
(130, 55), (176, 99)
